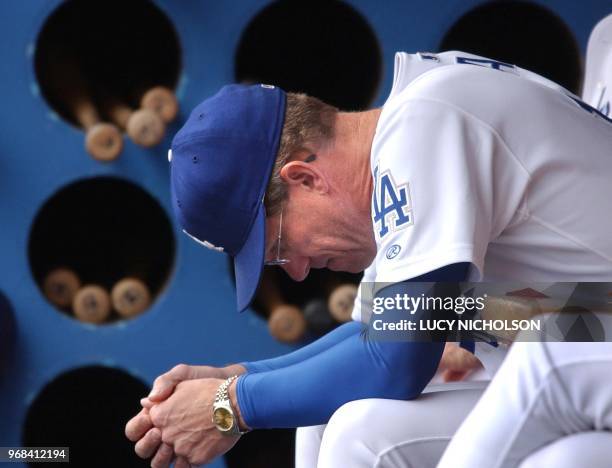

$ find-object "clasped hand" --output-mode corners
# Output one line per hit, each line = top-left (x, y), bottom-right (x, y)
(125, 364), (244, 467)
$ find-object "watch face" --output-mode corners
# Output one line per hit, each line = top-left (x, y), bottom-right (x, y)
(213, 407), (234, 431)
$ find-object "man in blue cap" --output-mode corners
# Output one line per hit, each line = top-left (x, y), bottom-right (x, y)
(126, 51), (612, 468)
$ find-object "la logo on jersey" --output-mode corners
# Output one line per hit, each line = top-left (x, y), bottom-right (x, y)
(372, 166), (413, 238)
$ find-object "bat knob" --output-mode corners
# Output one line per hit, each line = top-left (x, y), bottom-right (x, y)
(43, 268), (81, 308)
(268, 305), (307, 343)
(126, 109), (166, 147)
(141, 86), (179, 123)
(111, 278), (151, 318)
(85, 123), (123, 161)
(328, 284), (358, 323)
(73, 285), (111, 324)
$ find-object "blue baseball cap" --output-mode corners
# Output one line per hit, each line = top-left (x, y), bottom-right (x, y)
(170, 84), (286, 312)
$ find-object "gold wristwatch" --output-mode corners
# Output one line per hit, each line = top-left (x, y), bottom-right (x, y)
(212, 376), (248, 436)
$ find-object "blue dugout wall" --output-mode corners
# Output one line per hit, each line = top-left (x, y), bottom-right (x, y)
(0, 1), (609, 466)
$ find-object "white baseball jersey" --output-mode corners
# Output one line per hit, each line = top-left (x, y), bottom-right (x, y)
(353, 51), (612, 375)
(583, 13), (612, 118)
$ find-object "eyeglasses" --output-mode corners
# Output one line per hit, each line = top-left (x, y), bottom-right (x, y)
(264, 154), (316, 266)
(264, 208), (290, 266)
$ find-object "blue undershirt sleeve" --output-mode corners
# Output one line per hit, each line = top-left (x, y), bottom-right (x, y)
(236, 263), (470, 428)
(242, 321), (362, 373)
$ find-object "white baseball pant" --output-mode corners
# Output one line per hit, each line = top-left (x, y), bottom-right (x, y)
(295, 380), (488, 468)
(438, 337), (612, 467)
(297, 324), (612, 467)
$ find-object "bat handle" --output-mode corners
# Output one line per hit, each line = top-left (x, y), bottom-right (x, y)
(102, 95), (133, 129)
(99, 89), (166, 148)
(45, 47), (123, 161)
(73, 97), (102, 129)
(71, 90), (123, 162)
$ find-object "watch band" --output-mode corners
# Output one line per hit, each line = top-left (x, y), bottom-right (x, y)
(215, 375), (238, 405)
(213, 375), (248, 436)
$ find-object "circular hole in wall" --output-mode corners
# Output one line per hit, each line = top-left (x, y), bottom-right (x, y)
(235, 0), (382, 110)
(22, 366), (149, 468)
(28, 177), (175, 323)
(439, 0), (581, 93)
(34, 0), (181, 138)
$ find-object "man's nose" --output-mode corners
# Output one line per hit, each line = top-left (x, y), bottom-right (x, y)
(282, 257), (310, 282)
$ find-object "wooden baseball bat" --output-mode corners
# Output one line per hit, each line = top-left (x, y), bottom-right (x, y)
(72, 285), (111, 324)
(476, 296), (537, 344)
(43, 268), (81, 309)
(44, 47), (123, 161)
(100, 92), (166, 148)
(138, 86), (179, 123)
(480, 293), (612, 344)
(268, 305), (307, 343)
(328, 284), (358, 323)
(110, 277), (151, 318)
(258, 270), (306, 343)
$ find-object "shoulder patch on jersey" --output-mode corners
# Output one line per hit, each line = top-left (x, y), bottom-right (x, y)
(372, 166), (413, 238)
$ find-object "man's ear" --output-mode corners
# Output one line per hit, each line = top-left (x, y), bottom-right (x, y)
(280, 161), (329, 194)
